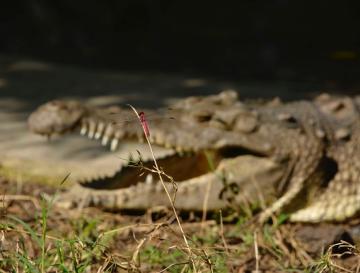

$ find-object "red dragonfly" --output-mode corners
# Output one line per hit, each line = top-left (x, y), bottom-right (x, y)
(105, 106), (175, 139)
(138, 111), (150, 137)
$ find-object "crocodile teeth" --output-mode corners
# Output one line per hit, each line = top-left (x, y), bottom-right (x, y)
(102, 135), (109, 146)
(110, 138), (119, 151)
(88, 120), (96, 139)
(102, 123), (115, 145)
(94, 122), (105, 139)
(80, 123), (87, 135)
(145, 174), (154, 185)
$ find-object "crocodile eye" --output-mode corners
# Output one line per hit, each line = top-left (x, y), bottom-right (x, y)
(191, 109), (213, 122)
(277, 113), (298, 124)
(328, 101), (345, 112)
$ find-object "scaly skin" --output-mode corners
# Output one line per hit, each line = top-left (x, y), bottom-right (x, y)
(58, 156), (284, 212)
(28, 91), (360, 222)
(290, 95), (360, 221)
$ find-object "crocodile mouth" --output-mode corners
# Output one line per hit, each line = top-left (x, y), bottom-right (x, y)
(80, 142), (270, 190)
(73, 140), (284, 213)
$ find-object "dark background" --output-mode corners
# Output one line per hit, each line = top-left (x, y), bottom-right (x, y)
(1, 0), (360, 101)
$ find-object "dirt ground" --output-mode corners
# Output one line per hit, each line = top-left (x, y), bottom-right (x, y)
(1, 177), (360, 273)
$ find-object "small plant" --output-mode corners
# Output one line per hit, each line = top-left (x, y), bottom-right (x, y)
(308, 241), (359, 273)
(0, 173), (118, 273)
(141, 245), (185, 272)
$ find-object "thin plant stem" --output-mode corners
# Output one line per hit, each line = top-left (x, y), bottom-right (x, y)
(219, 210), (229, 255)
(201, 151), (216, 231)
(40, 199), (48, 273)
(127, 104), (197, 273)
(254, 231), (260, 272)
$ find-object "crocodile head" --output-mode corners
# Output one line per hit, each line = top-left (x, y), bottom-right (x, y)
(27, 91), (278, 183)
(28, 92), (272, 153)
(28, 100), (87, 137)
(28, 91), (325, 218)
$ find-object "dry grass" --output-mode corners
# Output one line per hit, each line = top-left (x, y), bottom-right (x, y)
(2, 178), (360, 273)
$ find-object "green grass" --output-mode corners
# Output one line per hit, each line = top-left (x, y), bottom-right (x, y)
(140, 246), (186, 272)
(1, 197), (115, 273)
(1, 179), (359, 273)
(1, 192), (233, 272)
(1, 221), (116, 273)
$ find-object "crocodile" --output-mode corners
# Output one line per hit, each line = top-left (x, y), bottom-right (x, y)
(27, 91), (360, 223)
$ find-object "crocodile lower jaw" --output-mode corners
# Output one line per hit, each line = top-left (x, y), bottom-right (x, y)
(57, 155), (284, 212)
